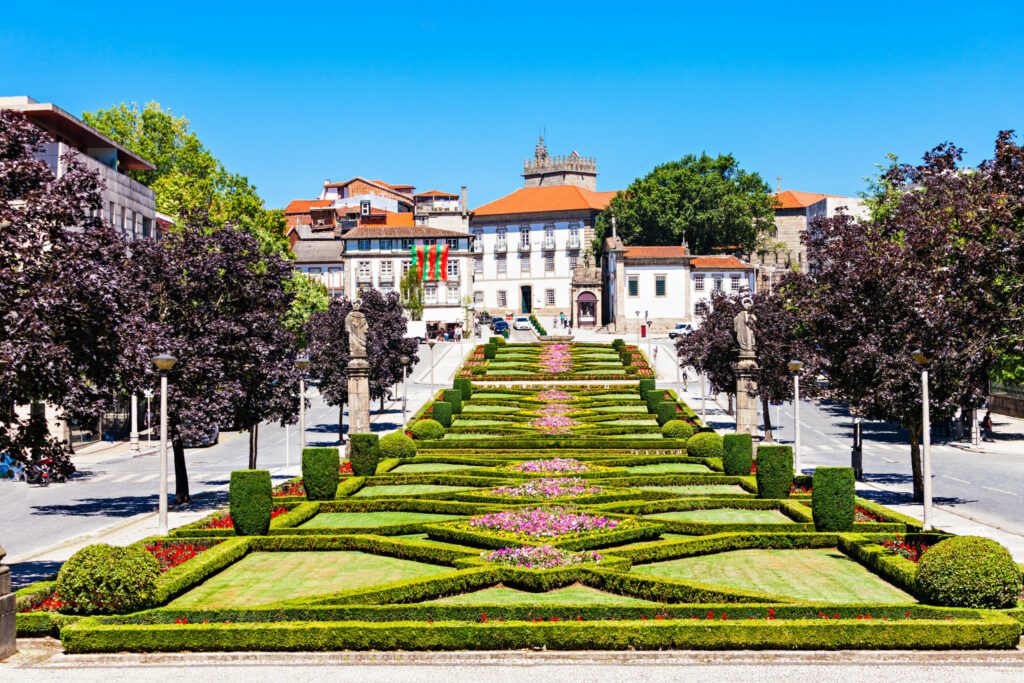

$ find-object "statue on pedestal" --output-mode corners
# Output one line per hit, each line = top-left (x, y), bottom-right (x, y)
(345, 299), (368, 359)
(733, 297), (759, 437)
(733, 297), (756, 356)
(346, 299), (371, 436)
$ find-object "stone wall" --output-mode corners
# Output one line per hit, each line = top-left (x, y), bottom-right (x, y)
(0, 545), (14, 661)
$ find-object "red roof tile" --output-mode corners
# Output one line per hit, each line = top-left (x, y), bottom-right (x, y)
(473, 186), (617, 216)
(415, 189), (460, 198)
(624, 246), (687, 259)
(284, 199), (332, 214)
(774, 190), (842, 209)
(690, 255), (752, 269)
(342, 225), (468, 239)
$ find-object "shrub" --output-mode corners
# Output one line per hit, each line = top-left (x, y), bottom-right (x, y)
(471, 367), (486, 376)
(812, 467), (855, 531)
(483, 344), (497, 360)
(411, 419), (445, 440)
(348, 433), (381, 477)
(644, 389), (664, 414)
(489, 336), (506, 346)
(625, 367), (638, 376)
(432, 401), (453, 428)
(302, 448), (340, 501)
(442, 389), (463, 414)
(722, 433), (753, 476)
(612, 338), (625, 349)
(915, 536), (1022, 608)
(686, 431), (724, 459)
(638, 379), (656, 395)
(229, 469), (272, 535)
(756, 445), (793, 499)
(662, 419), (694, 439)
(656, 402), (677, 426)
(620, 352), (633, 367)
(453, 378), (473, 401)
(56, 544), (160, 615)
(379, 431), (417, 460)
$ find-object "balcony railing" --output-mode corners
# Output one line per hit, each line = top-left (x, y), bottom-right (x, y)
(379, 272), (395, 284)
(518, 241), (531, 252)
(494, 240), (507, 253)
(356, 273), (373, 283)
(542, 237), (556, 250)
(472, 240), (483, 253)
(567, 235), (581, 250)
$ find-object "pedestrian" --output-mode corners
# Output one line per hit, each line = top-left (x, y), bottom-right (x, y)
(553, 316), (558, 330)
(982, 410), (995, 442)
(455, 327), (462, 342)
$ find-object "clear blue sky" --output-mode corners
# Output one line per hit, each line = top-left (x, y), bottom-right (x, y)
(3, 2), (1022, 209)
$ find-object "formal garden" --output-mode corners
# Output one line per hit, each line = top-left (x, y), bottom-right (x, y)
(457, 337), (653, 381)
(12, 343), (1024, 652)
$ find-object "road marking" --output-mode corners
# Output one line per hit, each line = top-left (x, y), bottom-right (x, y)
(84, 474), (114, 483)
(873, 443), (895, 451)
(881, 457), (898, 463)
(111, 474), (137, 483)
(136, 474), (158, 483)
(942, 475), (970, 484)
(982, 486), (1018, 496)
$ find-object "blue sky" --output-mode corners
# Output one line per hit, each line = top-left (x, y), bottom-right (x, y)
(3, 2), (1022, 209)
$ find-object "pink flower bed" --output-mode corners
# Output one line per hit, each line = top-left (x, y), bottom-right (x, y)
(537, 389), (572, 401)
(530, 414), (580, 434)
(537, 402), (573, 416)
(467, 506), (623, 539)
(539, 344), (572, 374)
(491, 477), (602, 499)
(482, 545), (604, 569)
(505, 458), (591, 474)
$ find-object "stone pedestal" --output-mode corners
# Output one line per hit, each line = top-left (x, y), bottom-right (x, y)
(735, 353), (759, 437)
(0, 545), (15, 661)
(347, 358), (371, 436)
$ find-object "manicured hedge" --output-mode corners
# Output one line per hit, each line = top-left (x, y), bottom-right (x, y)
(638, 379), (656, 395)
(915, 536), (1022, 608)
(378, 432), (417, 460)
(722, 433), (753, 476)
(453, 378), (473, 401)
(484, 344), (497, 360)
(656, 402), (676, 427)
(686, 432), (724, 459)
(348, 433), (380, 477)
(662, 420), (694, 439)
(230, 470), (272, 535)
(56, 544), (161, 615)
(812, 467), (855, 532)
(756, 445), (793, 499)
(411, 419), (445, 440)
(301, 448), (340, 501)
(442, 389), (463, 415)
(432, 402), (453, 428)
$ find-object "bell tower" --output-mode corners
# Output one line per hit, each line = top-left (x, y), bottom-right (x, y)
(522, 136), (598, 190)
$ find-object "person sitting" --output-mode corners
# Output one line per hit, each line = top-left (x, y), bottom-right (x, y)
(982, 410), (995, 442)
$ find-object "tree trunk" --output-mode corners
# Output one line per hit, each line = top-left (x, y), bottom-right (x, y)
(761, 396), (774, 442)
(338, 404), (345, 443)
(727, 393), (734, 416)
(248, 423), (259, 469)
(908, 421), (924, 504)
(380, 396), (385, 413)
(172, 435), (191, 505)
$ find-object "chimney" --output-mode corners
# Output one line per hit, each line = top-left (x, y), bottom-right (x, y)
(460, 185), (468, 216)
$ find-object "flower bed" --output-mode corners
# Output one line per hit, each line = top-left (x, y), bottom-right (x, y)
(274, 481), (305, 497)
(490, 478), (603, 499)
(538, 390), (573, 402)
(20, 592), (65, 613)
(464, 507), (628, 541)
(498, 458), (593, 474)
(530, 415), (580, 434)
(482, 545), (604, 569)
(539, 344), (573, 374)
(144, 540), (222, 573)
(202, 506), (290, 530)
(881, 534), (930, 563)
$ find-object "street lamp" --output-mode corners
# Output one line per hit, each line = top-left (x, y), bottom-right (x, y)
(427, 339), (436, 399)
(912, 349), (933, 531)
(400, 355), (411, 429)
(295, 357), (309, 451)
(635, 310), (641, 347)
(788, 360), (804, 476)
(646, 318), (653, 373)
(152, 353), (177, 534)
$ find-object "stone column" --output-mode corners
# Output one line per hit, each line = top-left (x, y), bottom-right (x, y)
(347, 358), (371, 435)
(0, 545), (15, 660)
(734, 352), (759, 437)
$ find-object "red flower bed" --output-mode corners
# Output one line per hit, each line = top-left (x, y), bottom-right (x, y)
(881, 534), (929, 562)
(202, 506), (289, 530)
(21, 593), (65, 613)
(339, 461), (352, 475)
(144, 540), (221, 573)
(854, 505), (882, 523)
(790, 483), (811, 494)
(274, 481), (305, 497)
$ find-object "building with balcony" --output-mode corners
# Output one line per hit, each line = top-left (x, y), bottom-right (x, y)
(414, 187), (469, 231)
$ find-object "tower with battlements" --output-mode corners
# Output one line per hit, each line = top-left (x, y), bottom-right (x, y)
(522, 136), (598, 190)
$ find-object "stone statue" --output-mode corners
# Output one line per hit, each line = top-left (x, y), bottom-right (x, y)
(346, 299), (368, 359)
(733, 297), (756, 354)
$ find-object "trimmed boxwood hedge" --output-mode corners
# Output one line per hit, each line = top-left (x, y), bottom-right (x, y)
(661, 420), (694, 439)
(348, 433), (381, 477)
(411, 419), (445, 440)
(686, 432), (724, 459)
(302, 447), (340, 501)
(56, 544), (161, 615)
(378, 432), (417, 460)
(812, 467), (855, 532)
(483, 344), (497, 360)
(442, 389), (463, 414)
(915, 536), (1023, 608)
(638, 379), (656, 395)
(453, 378), (473, 401)
(756, 445), (793, 499)
(432, 402), (453, 428)
(722, 433), (753, 476)
(230, 470), (272, 535)
(656, 402), (676, 427)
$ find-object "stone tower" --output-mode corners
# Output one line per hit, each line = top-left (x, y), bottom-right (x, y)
(522, 136), (598, 190)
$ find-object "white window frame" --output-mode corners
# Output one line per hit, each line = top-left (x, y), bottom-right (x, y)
(497, 290), (507, 308)
(694, 274), (705, 291)
(545, 289), (555, 306)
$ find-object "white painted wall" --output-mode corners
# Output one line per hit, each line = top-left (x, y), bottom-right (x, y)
(621, 264), (688, 321)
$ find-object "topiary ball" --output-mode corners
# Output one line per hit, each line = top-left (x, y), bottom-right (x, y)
(662, 419), (695, 439)
(379, 431), (417, 460)
(686, 431), (724, 458)
(915, 536), (1022, 608)
(411, 419), (445, 440)
(56, 544), (160, 615)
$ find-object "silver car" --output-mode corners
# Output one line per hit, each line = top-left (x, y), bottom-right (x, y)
(513, 316), (532, 331)
(667, 322), (694, 339)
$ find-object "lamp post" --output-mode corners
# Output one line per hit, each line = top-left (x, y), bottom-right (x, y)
(401, 355), (411, 429)
(428, 339), (436, 399)
(788, 360), (804, 476)
(130, 392), (140, 453)
(700, 372), (707, 422)
(152, 353), (177, 534)
(295, 357), (309, 451)
(635, 310), (640, 347)
(143, 389), (153, 450)
(912, 349), (933, 531)
(646, 318), (653, 372)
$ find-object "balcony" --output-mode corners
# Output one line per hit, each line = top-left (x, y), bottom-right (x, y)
(542, 237), (556, 250)
(378, 272), (395, 284)
(356, 273), (373, 284)
(472, 240), (483, 253)
(494, 240), (507, 253)
(518, 241), (531, 252)
(567, 235), (581, 250)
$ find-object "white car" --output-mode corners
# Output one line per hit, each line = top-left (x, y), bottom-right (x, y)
(667, 322), (694, 339)
(513, 316), (532, 331)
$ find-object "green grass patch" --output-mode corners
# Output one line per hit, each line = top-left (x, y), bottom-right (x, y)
(633, 549), (915, 604)
(351, 485), (479, 497)
(424, 584), (659, 606)
(462, 405), (522, 414)
(591, 406), (651, 414)
(645, 509), (794, 524)
(389, 463), (486, 473)
(625, 463), (713, 474)
(299, 512), (462, 528)
(638, 485), (750, 496)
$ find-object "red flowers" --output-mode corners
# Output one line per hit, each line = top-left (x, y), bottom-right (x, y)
(339, 461), (353, 475)
(274, 481), (305, 497)
(21, 593), (65, 613)
(790, 483), (811, 494)
(854, 505), (882, 523)
(201, 506), (289, 530)
(881, 534), (930, 562)
(144, 540), (220, 572)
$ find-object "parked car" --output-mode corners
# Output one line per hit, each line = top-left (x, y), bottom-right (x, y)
(667, 322), (694, 339)
(513, 316), (532, 331)
(491, 319), (509, 334)
(477, 312), (493, 327)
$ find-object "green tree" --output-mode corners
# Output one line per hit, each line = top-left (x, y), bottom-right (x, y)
(82, 102), (289, 257)
(400, 266), (424, 321)
(285, 272), (330, 348)
(595, 153), (774, 254)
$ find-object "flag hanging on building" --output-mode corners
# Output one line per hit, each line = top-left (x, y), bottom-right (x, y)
(411, 244), (449, 281)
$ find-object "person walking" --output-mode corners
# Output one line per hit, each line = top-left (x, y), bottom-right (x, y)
(982, 410), (995, 442)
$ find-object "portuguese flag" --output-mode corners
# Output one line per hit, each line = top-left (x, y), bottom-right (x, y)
(411, 244), (449, 281)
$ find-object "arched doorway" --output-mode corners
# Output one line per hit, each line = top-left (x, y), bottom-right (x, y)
(576, 291), (597, 327)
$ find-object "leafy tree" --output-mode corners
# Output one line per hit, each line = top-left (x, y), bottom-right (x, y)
(82, 102), (289, 257)
(306, 298), (352, 442)
(400, 266), (424, 321)
(133, 219), (299, 501)
(0, 110), (149, 475)
(284, 272), (330, 348)
(676, 291), (818, 440)
(595, 153), (775, 254)
(790, 133), (1024, 502)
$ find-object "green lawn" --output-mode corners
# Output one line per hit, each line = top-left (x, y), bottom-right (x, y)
(645, 508), (794, 524)
(351, 484), (478, 497)
(299, 511), (461, 528)
(470, 393), (527, 400)
(591, 406), (651, 414)
(639, 485), (750, 496)
(389, 463), (485, 473)
(625, 463), (713, 474)
(632, 549), (915, 604)
(424, 584), (658, 606)
(588, 394), (643, 401)
(462, 405), (522, 414)
(452, 419), (519, 427)
(170, 551), (451, 608)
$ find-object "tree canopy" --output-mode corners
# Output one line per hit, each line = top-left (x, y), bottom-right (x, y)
(595, 153), (775, 254)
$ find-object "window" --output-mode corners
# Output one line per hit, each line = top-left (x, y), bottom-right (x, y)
(447, 285), (460, 303)
(519, 226), (530, 247)
(473, 256), (482, 274)
(545, 254), (555, 272)
(423, 238), (436, 246)
(496, 227), (506, 239)
(401, 260), (411, 274)
(497, 290), (507, 308)
(694, 274), (705, 290)
(378, 239), (391, 251)
(380, 261), (394, 280)
(357, 261), (372, 280)
(357, 239), (370, 251)
(401, 238), (415, 250)
(655, 275), (667, 297)
(328, 266), (342, 288)
(473, 290), (483, 305)
(569, 253), (578, 271)
(496, 255), (506, 273)
(730, 274), (741, 291)
(308, 267), (322, 275)
(546, 289), (555, 306)
(424, 286), (437, 304)
(447, 259), (459, 279)
(446, 238), (459, 249)
(713, 276), (724, 292)
(628, 275), (639, 297)
(520, 253), (531, 273)
(695, 301), (709, 317)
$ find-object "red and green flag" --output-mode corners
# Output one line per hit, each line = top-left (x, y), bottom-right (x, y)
(410, 244), (449, 281)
